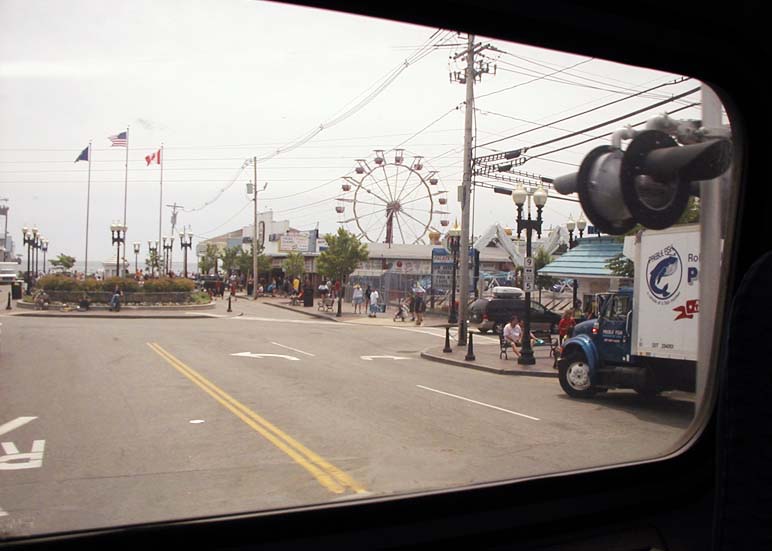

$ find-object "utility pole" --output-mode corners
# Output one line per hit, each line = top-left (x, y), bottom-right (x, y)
(252, 156), (258, 299)
(450, 34), (495, 346)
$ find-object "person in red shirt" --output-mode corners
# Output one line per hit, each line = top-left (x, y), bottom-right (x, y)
(558, 309), (576, 345)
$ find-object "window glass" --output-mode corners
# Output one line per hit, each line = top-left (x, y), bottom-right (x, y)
(0, 0), (735, 539)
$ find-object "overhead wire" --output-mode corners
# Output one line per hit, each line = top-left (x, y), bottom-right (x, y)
(477, 77), (693, 149)
(184, 28), (456, 214)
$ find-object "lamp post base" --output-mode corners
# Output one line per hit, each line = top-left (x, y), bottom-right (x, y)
(517, 349), (536, 365)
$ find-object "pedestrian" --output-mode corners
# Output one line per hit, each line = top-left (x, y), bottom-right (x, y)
(412, 282), (426, 325)
(318, 280), (329, 299)
(293, 276), (300, 296)
(109, 285), (123, 312)
(517, 318), (539, 348)
(503, 315), (522, 358)
(558, 309), (576, 345)
(368, 287), (380, 317)
(333, 279), (341, 299)
(364, 284), (372, 311)
(352, 284), (364, 314)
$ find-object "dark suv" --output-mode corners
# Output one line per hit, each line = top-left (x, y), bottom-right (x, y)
(469, 288), (560, 335)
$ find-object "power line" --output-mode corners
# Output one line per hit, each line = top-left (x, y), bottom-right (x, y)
(477, 77), (692, 149)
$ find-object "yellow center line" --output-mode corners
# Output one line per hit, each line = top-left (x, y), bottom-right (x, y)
(147, 342), (365, 495)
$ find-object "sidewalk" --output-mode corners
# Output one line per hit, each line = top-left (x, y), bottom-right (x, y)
(421, 338), (558, 378)
(259, 294), (558, 377)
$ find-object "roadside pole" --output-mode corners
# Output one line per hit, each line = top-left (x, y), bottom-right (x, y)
(252, 157), (258, 300)
(457, 33), (475, 346)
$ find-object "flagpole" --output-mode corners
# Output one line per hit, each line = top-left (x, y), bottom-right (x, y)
(159, 143), (164, 274)
(84, 141), (92, 277)
(122, 125), (129, 277)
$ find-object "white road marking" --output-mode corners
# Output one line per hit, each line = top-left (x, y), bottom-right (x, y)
(361, 355), (410, 361)
(271, 342), (315, 357)
(0, 417), (37, 437)
(0, 440), (46, 470)
(416, 385), (540, 421)
(189, 419), (205, 424)
(0, 507), (7, 517)
(231, 316), (345, 325)
(230, 352), (300, 361)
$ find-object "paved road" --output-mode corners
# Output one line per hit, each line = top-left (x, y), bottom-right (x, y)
(0, 303), (694, 538)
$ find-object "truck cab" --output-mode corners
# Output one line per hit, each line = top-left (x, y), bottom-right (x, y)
(559, 287), (695, 398)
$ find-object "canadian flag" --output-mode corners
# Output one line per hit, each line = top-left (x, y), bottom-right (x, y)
(145, 149), (161, 166)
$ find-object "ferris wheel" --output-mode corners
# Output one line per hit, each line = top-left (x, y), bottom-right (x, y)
(335, 149), (450, 244)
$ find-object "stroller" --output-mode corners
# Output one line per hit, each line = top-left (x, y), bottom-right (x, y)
(393, 296), (413, 322)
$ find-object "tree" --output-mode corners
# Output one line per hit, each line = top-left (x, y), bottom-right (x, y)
(534, 247), (555, 291)
(282, 251), (305, 279)
(49, 254), (76, 271)
(606, 253), (635, 278)
(198, 244), (219, 275)
(316, 228), (369, 282)
(145, 249), (160, 274)
(219, 246), (240, 275)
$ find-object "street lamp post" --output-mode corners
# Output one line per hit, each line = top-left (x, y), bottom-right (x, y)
(22, 227), (34, 294)
(41, 239), (48, 275)
(110, 222), (127, 278)
(179, 230), (192, 278)
(512, 183), (548, 366)
(31, 228), (41, 280)
(566, 214), (586, 313)
(446, 222), (461, 324)
(148, 240), (159, 277)
(162, 237), (174, 276)
(133, 242), (141, 277)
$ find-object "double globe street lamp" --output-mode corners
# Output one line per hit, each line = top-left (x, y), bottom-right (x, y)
(147, 240), (160, 276)
(566, 213), (587, 314)
(512, 183), (548, 366)
(133, 242), (141, 277)
(110, 222), (127, 278)
(22, 226), (38, 294)
(162, 236), (174, 276)
(179, 231), (193, 278)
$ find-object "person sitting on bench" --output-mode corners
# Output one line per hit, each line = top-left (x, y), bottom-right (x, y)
(502, 316), (522, 358)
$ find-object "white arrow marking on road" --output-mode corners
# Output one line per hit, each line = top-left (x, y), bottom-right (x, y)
(0, 417), (37, 437)
(0, 440), (46, 470)
(360, 355), (410, 361)
(230, 352), (300, 361)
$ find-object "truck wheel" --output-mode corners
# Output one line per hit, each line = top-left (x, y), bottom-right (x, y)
(559, 351), (597, 398)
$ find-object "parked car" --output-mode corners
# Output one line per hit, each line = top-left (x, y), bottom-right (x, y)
(469, 286), (561, 335)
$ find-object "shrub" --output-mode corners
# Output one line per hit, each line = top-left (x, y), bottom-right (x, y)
(101, 277), (140, 292)
(142, 277), (195, 293)
(37, 275), (78, 291)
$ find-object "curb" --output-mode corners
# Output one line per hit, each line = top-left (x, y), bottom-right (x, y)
(13, 312), (215, 319)
(262, 301), (339, 322)
(420, 350), (558, 378)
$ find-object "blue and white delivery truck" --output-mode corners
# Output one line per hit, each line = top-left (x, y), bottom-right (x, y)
(558, 224), (700, 397)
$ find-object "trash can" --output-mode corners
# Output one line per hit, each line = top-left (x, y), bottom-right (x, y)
(303, 286), (314, 307)
(379, 304), (387, 313)
(11, 281), (22, 300)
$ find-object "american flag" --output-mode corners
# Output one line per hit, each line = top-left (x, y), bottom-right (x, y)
(108, 131), (128, 147)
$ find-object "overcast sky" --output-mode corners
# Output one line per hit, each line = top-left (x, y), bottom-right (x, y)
(0, 0), (703, 266)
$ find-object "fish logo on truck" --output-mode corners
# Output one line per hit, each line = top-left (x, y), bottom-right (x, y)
(645, 245), (682, 305)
